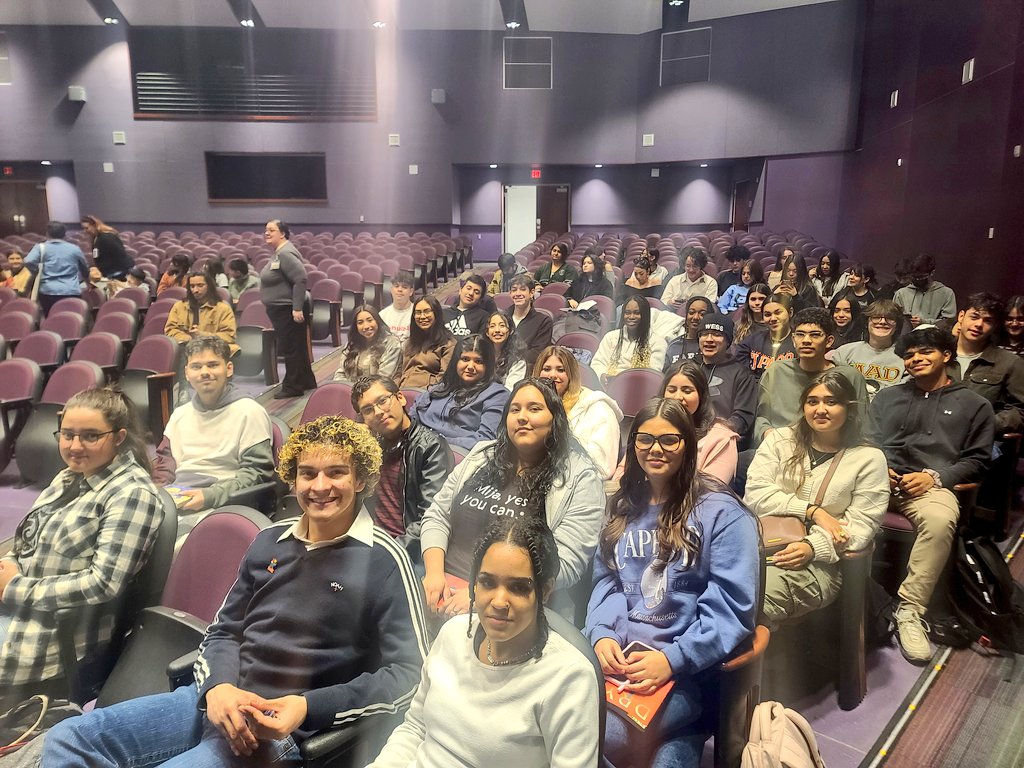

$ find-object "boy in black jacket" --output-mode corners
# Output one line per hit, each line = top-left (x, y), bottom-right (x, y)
(44, 416), (429, 767)
(869, 327), (995, 665)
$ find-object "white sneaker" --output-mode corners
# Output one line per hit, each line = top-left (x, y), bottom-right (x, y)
(893, 605), (934, 665)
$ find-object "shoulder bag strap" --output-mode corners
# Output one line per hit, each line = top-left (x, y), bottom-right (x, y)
(812, 448), (846, 508)
(29, 243), (44, 302)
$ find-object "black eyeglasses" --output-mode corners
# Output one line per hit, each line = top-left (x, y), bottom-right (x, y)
(633, 432), (684, 451)
(358, 393), (396, 418)
(54, 430), (115, 445)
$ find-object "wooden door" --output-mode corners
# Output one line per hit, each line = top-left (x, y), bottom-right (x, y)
(537, 184), (570, 237)
(731, 179), (757, 232)
(0, 182), (50, 238)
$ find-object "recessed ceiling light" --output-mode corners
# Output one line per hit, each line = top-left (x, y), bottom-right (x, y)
(40, 160), (52, 166)
(594, 164), (603, 168)
(699, 163), (709, 168)
(489, 164), (498, 169)
(372, 21), (386, 29)
(103, 17), (119, 24)
(506, 21), (521, 29)
(240, 19), (254, 27)
(668, 0), (685, 5)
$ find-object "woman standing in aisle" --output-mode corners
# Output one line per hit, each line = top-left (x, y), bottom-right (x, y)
(260, 219), (317, 399)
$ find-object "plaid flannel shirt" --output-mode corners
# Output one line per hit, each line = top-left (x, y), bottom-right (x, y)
(0, 452), (163, 687)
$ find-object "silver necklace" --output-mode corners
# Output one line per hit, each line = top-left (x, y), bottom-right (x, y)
(486, 639), (539, 666)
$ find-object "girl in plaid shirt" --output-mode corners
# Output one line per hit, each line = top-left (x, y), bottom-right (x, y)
(0, 388), (163, 698)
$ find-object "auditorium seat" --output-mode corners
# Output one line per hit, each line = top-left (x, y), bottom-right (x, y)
(69, 332), (125, 380)
(0, 297), (41, 324)
(0, 312), (36, 351)
(0, 357), (44, 448)
(120, 335), (180, 443)
(40, 311), (88, 349)
(236, 302), (279, 385)
(301, 382), (358, 423)
(12, 330), (65, 375)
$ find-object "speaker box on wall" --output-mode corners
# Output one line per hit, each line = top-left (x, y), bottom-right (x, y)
(68, 85), (87, 102)
(430, 88), (446, 105)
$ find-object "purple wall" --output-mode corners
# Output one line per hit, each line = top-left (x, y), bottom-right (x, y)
(761, 154), (846, 245)
(837, 0), (1024, 297)
(0, 2), (861, 228)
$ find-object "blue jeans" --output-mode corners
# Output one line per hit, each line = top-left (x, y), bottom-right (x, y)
(603, 680), (707, 768)
(42, 684), (302, 768)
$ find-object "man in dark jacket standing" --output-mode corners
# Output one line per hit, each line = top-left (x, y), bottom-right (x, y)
(869, 327), (995, 665)
(353, 375), (454, 562)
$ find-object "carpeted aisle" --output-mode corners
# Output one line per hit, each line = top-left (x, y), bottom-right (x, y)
(873, 529), (1024, 768)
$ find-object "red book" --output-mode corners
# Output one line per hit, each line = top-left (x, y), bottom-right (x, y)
(603, 641), (676, 731)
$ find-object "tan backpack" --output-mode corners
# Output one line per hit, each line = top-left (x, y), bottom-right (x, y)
(740, 701), (827, 768)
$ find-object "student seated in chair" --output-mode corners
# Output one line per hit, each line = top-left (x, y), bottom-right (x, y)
(744, 371), (888, 628)
(868, 327), (995, 664)
(443, 274), (490, 338)
(753, 307), (870, 446)
(352, 375), (454, 562)
(164, 270), (239, 356)
(952, 292), (1024, 434)
(43, 415), (429, 767)
(0, 388), (163, 705)
(153, 336), (274, 514)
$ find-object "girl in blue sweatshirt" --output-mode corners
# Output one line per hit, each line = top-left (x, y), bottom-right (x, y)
(585, 397), (759, 768)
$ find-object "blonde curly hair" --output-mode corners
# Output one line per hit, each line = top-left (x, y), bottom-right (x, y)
(277, 415), (383, 490)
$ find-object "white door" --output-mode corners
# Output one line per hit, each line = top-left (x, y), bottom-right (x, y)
(502, 185), (538, 255)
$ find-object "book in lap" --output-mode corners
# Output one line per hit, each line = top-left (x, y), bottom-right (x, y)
(603, 641), (676, 731)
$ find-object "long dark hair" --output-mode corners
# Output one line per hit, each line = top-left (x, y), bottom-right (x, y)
(466, 378), (578, 508)
(660, 360), (716, 440)
(165, 253), (192, 284)
(467, 516), (560, 659)
(816, 250), (841, 297)
(781, 370), (866, 489)
(1001, 295), (1024, 345)
(186, 270), (223, 323)
(614, 295), (653, 364)
(485, 310), (528, 381)
(427, 334), (496, 410)
(782, 253), (811, 292)
(343, 304), (393, 376)
(735, 282), (771, 343)
(827, 292), (865, 344)
(603, 398), (728, 571)
(406, 296), (452, 354)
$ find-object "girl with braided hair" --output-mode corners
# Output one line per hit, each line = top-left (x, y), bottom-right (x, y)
(586, 397), (759, 767)
(419, 378), (605, 619)
(368, 517), (600, 768)
(591, 295), (668, 384)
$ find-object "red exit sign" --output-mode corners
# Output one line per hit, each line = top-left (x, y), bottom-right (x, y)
(530, 169), (541, 179)
(2, 166), (13, 176)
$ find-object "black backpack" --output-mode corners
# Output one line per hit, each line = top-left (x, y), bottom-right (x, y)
(948, 534), (1024, 654)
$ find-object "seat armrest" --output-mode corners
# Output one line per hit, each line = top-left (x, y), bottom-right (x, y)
(721, 625), (770, 672)
(167, 649), (201, 690)
(299, 726), (365, 763)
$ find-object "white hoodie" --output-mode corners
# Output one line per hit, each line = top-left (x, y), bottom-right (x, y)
(568, 387), (624, 479)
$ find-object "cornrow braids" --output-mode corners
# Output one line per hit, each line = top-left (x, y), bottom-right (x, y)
(277, 415), (382, 490)
(465, 516), (560, 661)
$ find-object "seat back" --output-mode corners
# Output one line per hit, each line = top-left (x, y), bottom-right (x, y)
(95, 297), (139, 323)
(116, 286), (151, 310)
(69, 332), (124, 370)
(91, 312), (137, 344)
(40, 311), (87, 340)
(239, 302), (273, 329)
(126, 334), (179, 374)
(604, 369), (662, 420)
(0, 311), (35, 345)
(161, 506), (272, 622)
(301, 382), (358, 423)
(0, 297), (41, 323)
(40, 360), (106, 405)
(12, 330), (65, 369)
(48, 297), (90, 319)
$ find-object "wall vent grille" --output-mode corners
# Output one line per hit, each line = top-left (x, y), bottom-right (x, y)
(660, 27), (711, 86)
(503, 37), (552, 90)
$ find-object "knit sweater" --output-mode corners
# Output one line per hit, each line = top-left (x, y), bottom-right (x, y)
(259, 241), (307, 310)
(868, 380), (995, 488)
(334, 334), (404, 383)
(367, 614), (600, 768)
(194, 511), (428, 740)
(744, 428), (889, 562)
(585, 492), (758, 679)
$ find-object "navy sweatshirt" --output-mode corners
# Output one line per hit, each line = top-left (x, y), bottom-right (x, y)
(868, 380), (995, 488)
(194, 513), (429, 739)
